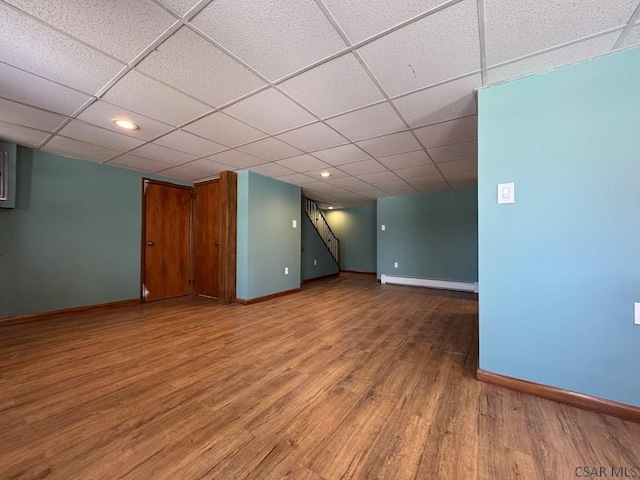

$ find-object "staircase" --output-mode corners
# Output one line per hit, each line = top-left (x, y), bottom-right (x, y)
(305, 197), (340, 267)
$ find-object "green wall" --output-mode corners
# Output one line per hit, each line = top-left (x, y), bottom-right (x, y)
(377, 189), (478, 281)
(236, 171), (301, 300)
(478, 47), (640, 407)
(0, 146), (188, 319)
(324, 205), (376, 273)
(301, 209), (338, 281)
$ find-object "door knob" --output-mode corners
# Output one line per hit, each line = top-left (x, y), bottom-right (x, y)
(214, 241), (220, 246)
(147, 241), (154, 246)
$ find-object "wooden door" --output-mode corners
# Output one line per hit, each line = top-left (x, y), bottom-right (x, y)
(142, 180), (192, 302)
(194, 180), (221, 297)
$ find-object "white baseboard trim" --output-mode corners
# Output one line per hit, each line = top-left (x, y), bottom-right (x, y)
(380, 274), (478, 293)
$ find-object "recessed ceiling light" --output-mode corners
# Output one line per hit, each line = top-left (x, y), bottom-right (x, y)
(320, 171), (331, 178)
(112, 119), (139, 130)
(328, 206), (334, 209)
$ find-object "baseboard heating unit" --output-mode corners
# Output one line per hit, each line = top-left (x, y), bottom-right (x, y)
(380, 274), (478, 293)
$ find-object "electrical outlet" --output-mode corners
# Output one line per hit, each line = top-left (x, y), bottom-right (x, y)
(635, 303), (640, 325)
(393, 262), (398, 268)
(314, 260), (317, 266)
(381, 225), (386, 231)
(285, 267), (289, 275)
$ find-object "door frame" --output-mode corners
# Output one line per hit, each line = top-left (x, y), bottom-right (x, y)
(140, 178), (194, 302)
(194, 171), (237, 304)
(141, 174), (236, 304)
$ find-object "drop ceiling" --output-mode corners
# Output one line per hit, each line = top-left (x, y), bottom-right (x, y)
(1, 0), (639, 207)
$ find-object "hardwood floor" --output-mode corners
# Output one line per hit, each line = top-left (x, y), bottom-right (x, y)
(1, 273), (638, 479)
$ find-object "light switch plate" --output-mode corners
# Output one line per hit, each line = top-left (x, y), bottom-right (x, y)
(292, 220), (297, 228)
(498, 182), (515, 204)
(635, 303), (640, 325)
(285, 267), (289, 275)
(393, 262), (398, 268)
(381, 225), (386, 231)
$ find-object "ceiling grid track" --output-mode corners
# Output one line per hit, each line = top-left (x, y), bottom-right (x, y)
(613, 2), (640, 50)
(4, 0), (636, 204)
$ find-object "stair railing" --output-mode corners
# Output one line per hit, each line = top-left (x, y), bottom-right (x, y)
(304, 198), (340, 267)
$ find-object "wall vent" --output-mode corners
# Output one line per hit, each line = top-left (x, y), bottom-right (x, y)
(0, 149), (8, 201)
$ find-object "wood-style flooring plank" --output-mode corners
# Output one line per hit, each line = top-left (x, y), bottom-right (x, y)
(1, 273), (639, 479)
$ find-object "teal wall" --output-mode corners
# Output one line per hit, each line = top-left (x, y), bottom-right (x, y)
(324, 205), (376, 273)
(236, 171), (301, 300)
(478, 47), (640, 407)
(301, 210), (338, 281)
(377, 189), (478, 281)
(0, 146), (188, 319)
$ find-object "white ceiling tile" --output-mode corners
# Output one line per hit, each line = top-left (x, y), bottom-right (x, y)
(0, 121), (50, 147)
(277, 154), (330, 172)
(159, 0), (201, 16)
(275, 173), (318, 186)
(312, 144), (371, 166)
(276, 122), (348, 152)
(58, 120), (144, 152)
(443, 169), (477, 181)
(0, 63), (92, 116)
(357, 170), (398, 183)
(279, 53), (384, 118)
(108, 155), (173, 173)
(184, 112), (266, 147)
(129, 143), (197, 166)
(449, 179), (477, 189)
(437, 157), (477, 173)
(415, 182), (450, 193)
(376, 150), (431, 169)
(247, 163), (296, 177)
(206, 149), (264, 169)
(237, 137), (302, 161)
(304, 182), (347, 193)
(357, 188), (391, 198)
(0, 98), (67, 132)
(375, 180), (417, 195)
(224, 88), (316, 134)
(43, 136), (120, 162)
(0, 4), (125, 93)
(346, 182), (381, 193)
(322, 0), (444, 45)
(103, 70), (210, 127)
(192, 0), (346, 80)
(428, 140), (477, 163)
(5, 0), (176, 62)
(155, 130), (228, 157)
(620, 24), (640, 48)
(76, 101), (174, 141)
(356, 131), (421, 157)
(339, 159), (387, 175)
(181, 158), (232, 174)
(157, 166), (205, 181)
(487, 33), (619, 84)
(393, 74), (481, 127)
(484, 0), (637, 65)
(358, 0), (480, 96)
(327, 176), (369, 188)
(393, 164), (439, 179)
(325, 102), (406, 141)
(406, 173), (446, 186)
(137, 27), (265, 107)
(413, 116), (477, 148)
